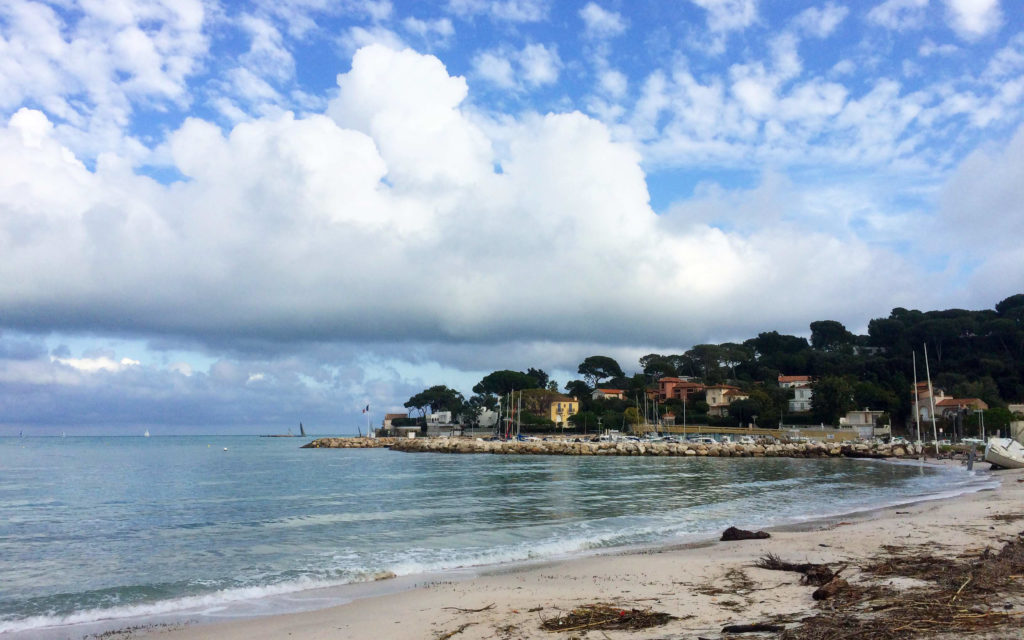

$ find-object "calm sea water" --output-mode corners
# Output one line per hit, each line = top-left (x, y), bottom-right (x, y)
(0, 436), (994, 637)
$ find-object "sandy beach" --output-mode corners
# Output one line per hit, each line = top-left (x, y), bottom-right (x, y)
(120, 461), (1024, 640)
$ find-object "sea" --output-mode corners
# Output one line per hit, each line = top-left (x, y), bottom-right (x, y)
(0, 435), (996, 638)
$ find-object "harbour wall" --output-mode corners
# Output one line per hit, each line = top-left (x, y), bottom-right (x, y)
(303, 437), (923, 459)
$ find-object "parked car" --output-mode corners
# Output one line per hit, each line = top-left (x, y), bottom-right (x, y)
(738, 435), (756, 445)
(687, 436), (716, 445)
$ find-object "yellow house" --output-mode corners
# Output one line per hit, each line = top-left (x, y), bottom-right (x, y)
(549, 396), (579, 427)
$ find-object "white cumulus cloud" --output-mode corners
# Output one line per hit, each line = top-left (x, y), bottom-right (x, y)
(943, 0), (1003, 39)
(579, 3), (627, 39)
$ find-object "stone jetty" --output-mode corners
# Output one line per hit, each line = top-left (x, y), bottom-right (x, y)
(303, 436), (922, 459)
(302, 437), (396, 449)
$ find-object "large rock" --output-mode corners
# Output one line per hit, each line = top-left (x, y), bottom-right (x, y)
(721, 526), (771, 541)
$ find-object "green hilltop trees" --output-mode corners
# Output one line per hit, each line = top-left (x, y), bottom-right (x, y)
(402, 295), (1024, 434)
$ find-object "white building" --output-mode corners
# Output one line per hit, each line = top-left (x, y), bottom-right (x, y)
(426, 411), (453, 425)
(789, 385), (812, 412)
(840, 408), (885, 427)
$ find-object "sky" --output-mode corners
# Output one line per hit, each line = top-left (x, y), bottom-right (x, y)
(1, 0), (1023, 435)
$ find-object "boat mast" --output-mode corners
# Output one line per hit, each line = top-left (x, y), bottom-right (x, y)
(517, 391), (522, 438)
(912, 352), (921, 446)
(923, 343), (939, 445)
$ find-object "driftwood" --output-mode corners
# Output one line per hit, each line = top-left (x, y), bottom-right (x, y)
(779, 531), (1024, 639)
(812, 577), (850, 600)
(441, 603), (495, 613)
(754, 553), (843, 586)
(722, 526), (771, 541)
(722, 622), (785, 633)
(435, 622), (476, 639)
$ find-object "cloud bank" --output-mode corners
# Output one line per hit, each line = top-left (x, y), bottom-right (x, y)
(2, 44), (938, 353)
(1, 1), (1022, 431)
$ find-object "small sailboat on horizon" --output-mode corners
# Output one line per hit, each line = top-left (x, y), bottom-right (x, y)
(143, 429), (150, 437)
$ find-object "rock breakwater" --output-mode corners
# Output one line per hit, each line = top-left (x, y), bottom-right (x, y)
(301, 437), (396, 449)
(303, 437), (922, 459)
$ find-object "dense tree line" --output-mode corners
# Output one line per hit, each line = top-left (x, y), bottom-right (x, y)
(403, 295), (1024, 436)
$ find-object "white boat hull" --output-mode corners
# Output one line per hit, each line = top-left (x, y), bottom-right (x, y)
(984, 438), (1024, 470)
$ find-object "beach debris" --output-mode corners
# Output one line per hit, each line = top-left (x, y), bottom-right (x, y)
(988, 512), (1024, 523)
(721, 526), (771, 541)
(811, 576), (849, 600)
(754, 553), (841, 586)
(372, 571), (397, 581)
(441, 603), (495, 613)
(779, 531), (1024, 639)
(540, 603), (674, 632)
(722, 622), (785, 633)
(435, 622), (476, 639)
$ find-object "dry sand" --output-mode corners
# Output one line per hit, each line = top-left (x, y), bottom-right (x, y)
(122, 461), (1024, 640)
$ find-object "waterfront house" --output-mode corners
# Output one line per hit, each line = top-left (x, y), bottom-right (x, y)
(549, 396), (579, 427)
(911, 383), (988, 422)
(778, 375), (812, 389)
(383, 413), (408, 429)
(657, 377), (706, 402)
(936, 397), (989, 417)
(790, 385), (813, 413)
(841, 408), (886, 427)
(592, 388), (625, 400)
(705, 385), (748, 417)
(427, 411), (453, 425)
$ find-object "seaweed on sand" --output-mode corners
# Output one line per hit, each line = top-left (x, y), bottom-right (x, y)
(540, 603), (675, 632)
(779, 531), (1024, 639)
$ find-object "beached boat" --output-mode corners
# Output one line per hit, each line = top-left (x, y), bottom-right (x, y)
(984, 438), (1024, 470)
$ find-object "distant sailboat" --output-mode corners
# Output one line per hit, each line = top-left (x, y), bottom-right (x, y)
(143, 429), (150, 438)
(259, 423), (306, 437)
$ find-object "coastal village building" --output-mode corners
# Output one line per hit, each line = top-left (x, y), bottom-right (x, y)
(790, 385), (813, 413)
(477, 409), (498, 428)
(426, 411), (453, 425)
(778, 375), (812, 389)
(657, 377), (707, 403)
(779, 375), (813, 412)
(382, 413), (407, 430)
(705, 385), (748, 417)
(936, 397), (989, 417)
(913, 382), (988, 421)
(549, 396), (579, 427)
(839, 408), (892, 439)
(841, 408), (886, 427)
(592, 388), (625, 400)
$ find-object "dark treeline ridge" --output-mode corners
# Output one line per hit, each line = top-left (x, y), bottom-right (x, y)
(399, 294), (1024, 436)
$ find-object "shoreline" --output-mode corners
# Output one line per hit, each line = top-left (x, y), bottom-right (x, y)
(55, 459), (1022, 640)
